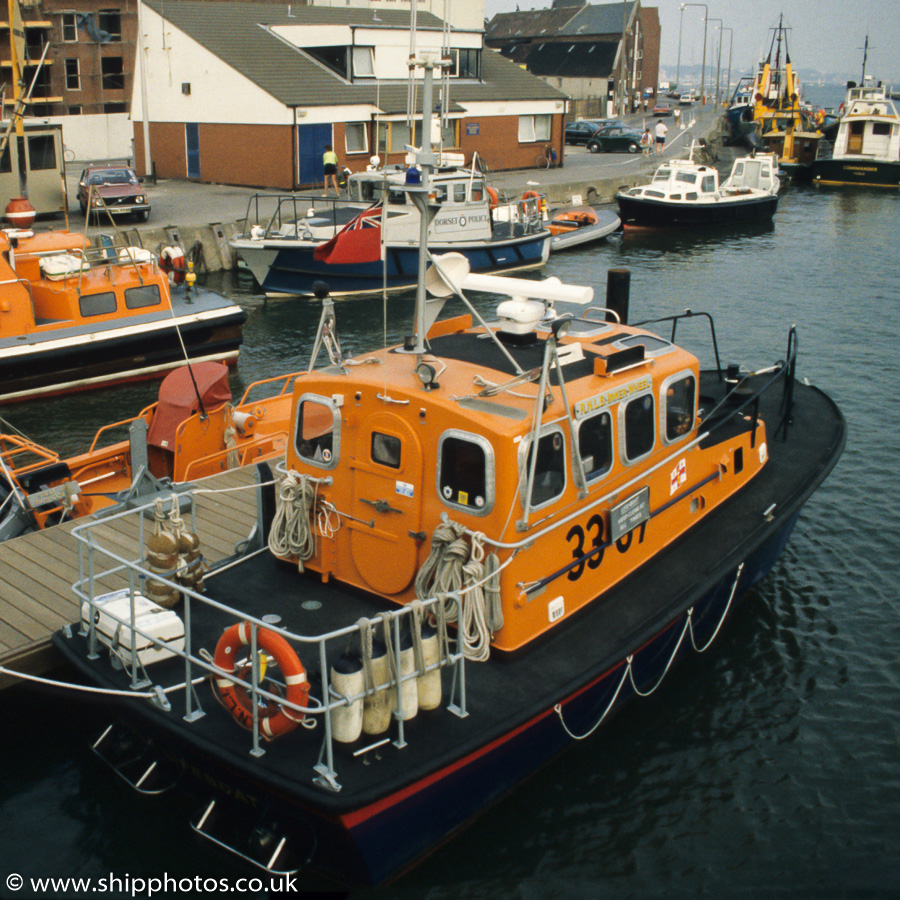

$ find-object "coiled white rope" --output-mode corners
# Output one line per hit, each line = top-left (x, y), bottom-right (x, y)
(459, 535), (491, 662)
(267, 471), (317, 570)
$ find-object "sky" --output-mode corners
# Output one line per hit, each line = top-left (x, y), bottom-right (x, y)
(482, 0), (900, 83)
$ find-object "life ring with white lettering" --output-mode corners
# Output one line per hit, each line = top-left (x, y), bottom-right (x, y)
(159, 245), (186, 284)
(214, 622), (309, 740)
(486, 186), (499, 210)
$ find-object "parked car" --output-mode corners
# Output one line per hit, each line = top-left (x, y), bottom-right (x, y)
(586, 126), (644, 154)
(652, 103), (672, 117)
(77, 165), (151, 221)
(565, 121), (603, 145)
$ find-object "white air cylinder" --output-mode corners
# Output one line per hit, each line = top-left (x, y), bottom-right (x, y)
(362, 640), (392, 735)
(330, 655), (364, 744)
(391, 633), (418, 722)
(416, 622), (442, 712)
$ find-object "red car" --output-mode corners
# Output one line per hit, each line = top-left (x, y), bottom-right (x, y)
(652, 103), (672, 117)
(77, 165), (151, 222)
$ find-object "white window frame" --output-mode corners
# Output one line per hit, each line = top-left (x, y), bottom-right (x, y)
(352, 46), (375, 78)
(344, 122), (369, 155)
(518, 114), (552, 143)
(61, 10), (78, 42)
(65, 57), (81, 91)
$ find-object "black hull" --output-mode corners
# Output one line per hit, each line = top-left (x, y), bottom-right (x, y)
(811, 158), (900, 188)
(52, 373), (845, 886)
(617, 193), (778, 227)
(0, 288), (246, 404)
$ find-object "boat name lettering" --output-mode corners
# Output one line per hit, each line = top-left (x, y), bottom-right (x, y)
(434, 213), (489, 231)
(846, 166), (878, 172)
(574, 376), (654, 419)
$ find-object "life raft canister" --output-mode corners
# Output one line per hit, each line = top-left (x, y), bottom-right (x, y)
(213, 622), (309, 740)
(159, 245), (186, 284)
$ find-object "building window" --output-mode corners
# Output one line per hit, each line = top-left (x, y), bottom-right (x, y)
(352, 46), (374, 78)
(0, 144), (11, 174)
(98, 9), (122, 41)
(101, 57), (125, 91)
(65, 58), (80, 91)
(450, 49), (481, 79)
(67, 105), (82, 115)
(103, 102), (127, 113)
(61, 11), (77, 42)
(518, 114), (551, 143)
(27, 135), (57, 171)
(345, 122), (368, 154)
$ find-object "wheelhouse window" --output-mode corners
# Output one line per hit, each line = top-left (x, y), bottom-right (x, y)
(662, 372), (696, 443)
(371, 432), (401, 469)
(124, 285), (161, 309)
(295, 396), (340, 469)
(577, 411), (613, 481)
(518, 114), (551, 143)
(621, 393), (655, 463)
(701, 175), (716, 193)
(438, 431), (493, 515)
(522, 428), (566, 508)
(80, 292), (116, 317)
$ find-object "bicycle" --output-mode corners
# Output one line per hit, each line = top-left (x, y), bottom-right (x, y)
(536, 145), (559, 169)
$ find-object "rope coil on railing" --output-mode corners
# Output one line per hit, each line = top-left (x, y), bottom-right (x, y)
(267, 471), (317, 570)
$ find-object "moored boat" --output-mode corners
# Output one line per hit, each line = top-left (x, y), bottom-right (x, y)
(230, 160), (550, 299)
(0, 361), (297, 543)
(616, 147), (780, 228)
(546, 206), (621, 251)
(0, 229), (246, 404)
(44, 55), (844, 888)
(811, 80), (900, 188)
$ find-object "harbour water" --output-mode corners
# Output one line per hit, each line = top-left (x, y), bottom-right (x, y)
(1, 182), (899, 899)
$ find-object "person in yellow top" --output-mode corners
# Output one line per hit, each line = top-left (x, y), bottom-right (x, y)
(323, 145), (339, 196)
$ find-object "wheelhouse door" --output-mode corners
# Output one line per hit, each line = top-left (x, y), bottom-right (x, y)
(349, 412), (423, 596)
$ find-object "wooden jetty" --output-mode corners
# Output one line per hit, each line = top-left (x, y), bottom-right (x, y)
(0, 466), (261, 690)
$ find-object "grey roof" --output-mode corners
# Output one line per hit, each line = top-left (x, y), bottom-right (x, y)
(484, 7), (581, 42)
(485, 1), (636, 42)
(522, 41), (618, 78)
(560, 1), (636, 37)
(145, 1), (566, 112)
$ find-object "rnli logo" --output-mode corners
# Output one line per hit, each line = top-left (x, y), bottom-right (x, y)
(670, 458), (686, 495)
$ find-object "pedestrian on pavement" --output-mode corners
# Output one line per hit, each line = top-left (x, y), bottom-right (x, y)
(640, 127), (653, 157)
(654, 119), (668, 155)
(323, 145), (339, 196)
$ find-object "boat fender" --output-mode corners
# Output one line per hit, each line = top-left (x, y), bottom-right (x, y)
(214, 622), (309, 739)
(361, 635), (392, 736)
(415, 619), (442, 711)
(392, 629), (418, 722)
(329, 654), (364, 743)
(486, 186), (499, 210)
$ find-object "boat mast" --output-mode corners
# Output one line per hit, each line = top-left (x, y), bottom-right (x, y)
(860, 34), (869, 84)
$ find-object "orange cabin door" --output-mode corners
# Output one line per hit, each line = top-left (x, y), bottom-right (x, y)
(349, 412), (423, 595)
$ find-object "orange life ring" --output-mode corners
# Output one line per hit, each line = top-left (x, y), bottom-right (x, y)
(214, 622), (309, 740)
(486, 186), (499, 209)
(520, 190), (541, 216)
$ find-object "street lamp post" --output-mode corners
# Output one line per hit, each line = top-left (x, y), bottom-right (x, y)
(719, 26), (733, 105)
(706, 17), (723, 106)
(676, 5), (685, 89)
(680, 3), (708, 105)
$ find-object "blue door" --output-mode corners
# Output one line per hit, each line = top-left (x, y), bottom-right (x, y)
(297, 123), (333, 187)
(185, 123), (200, 179)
